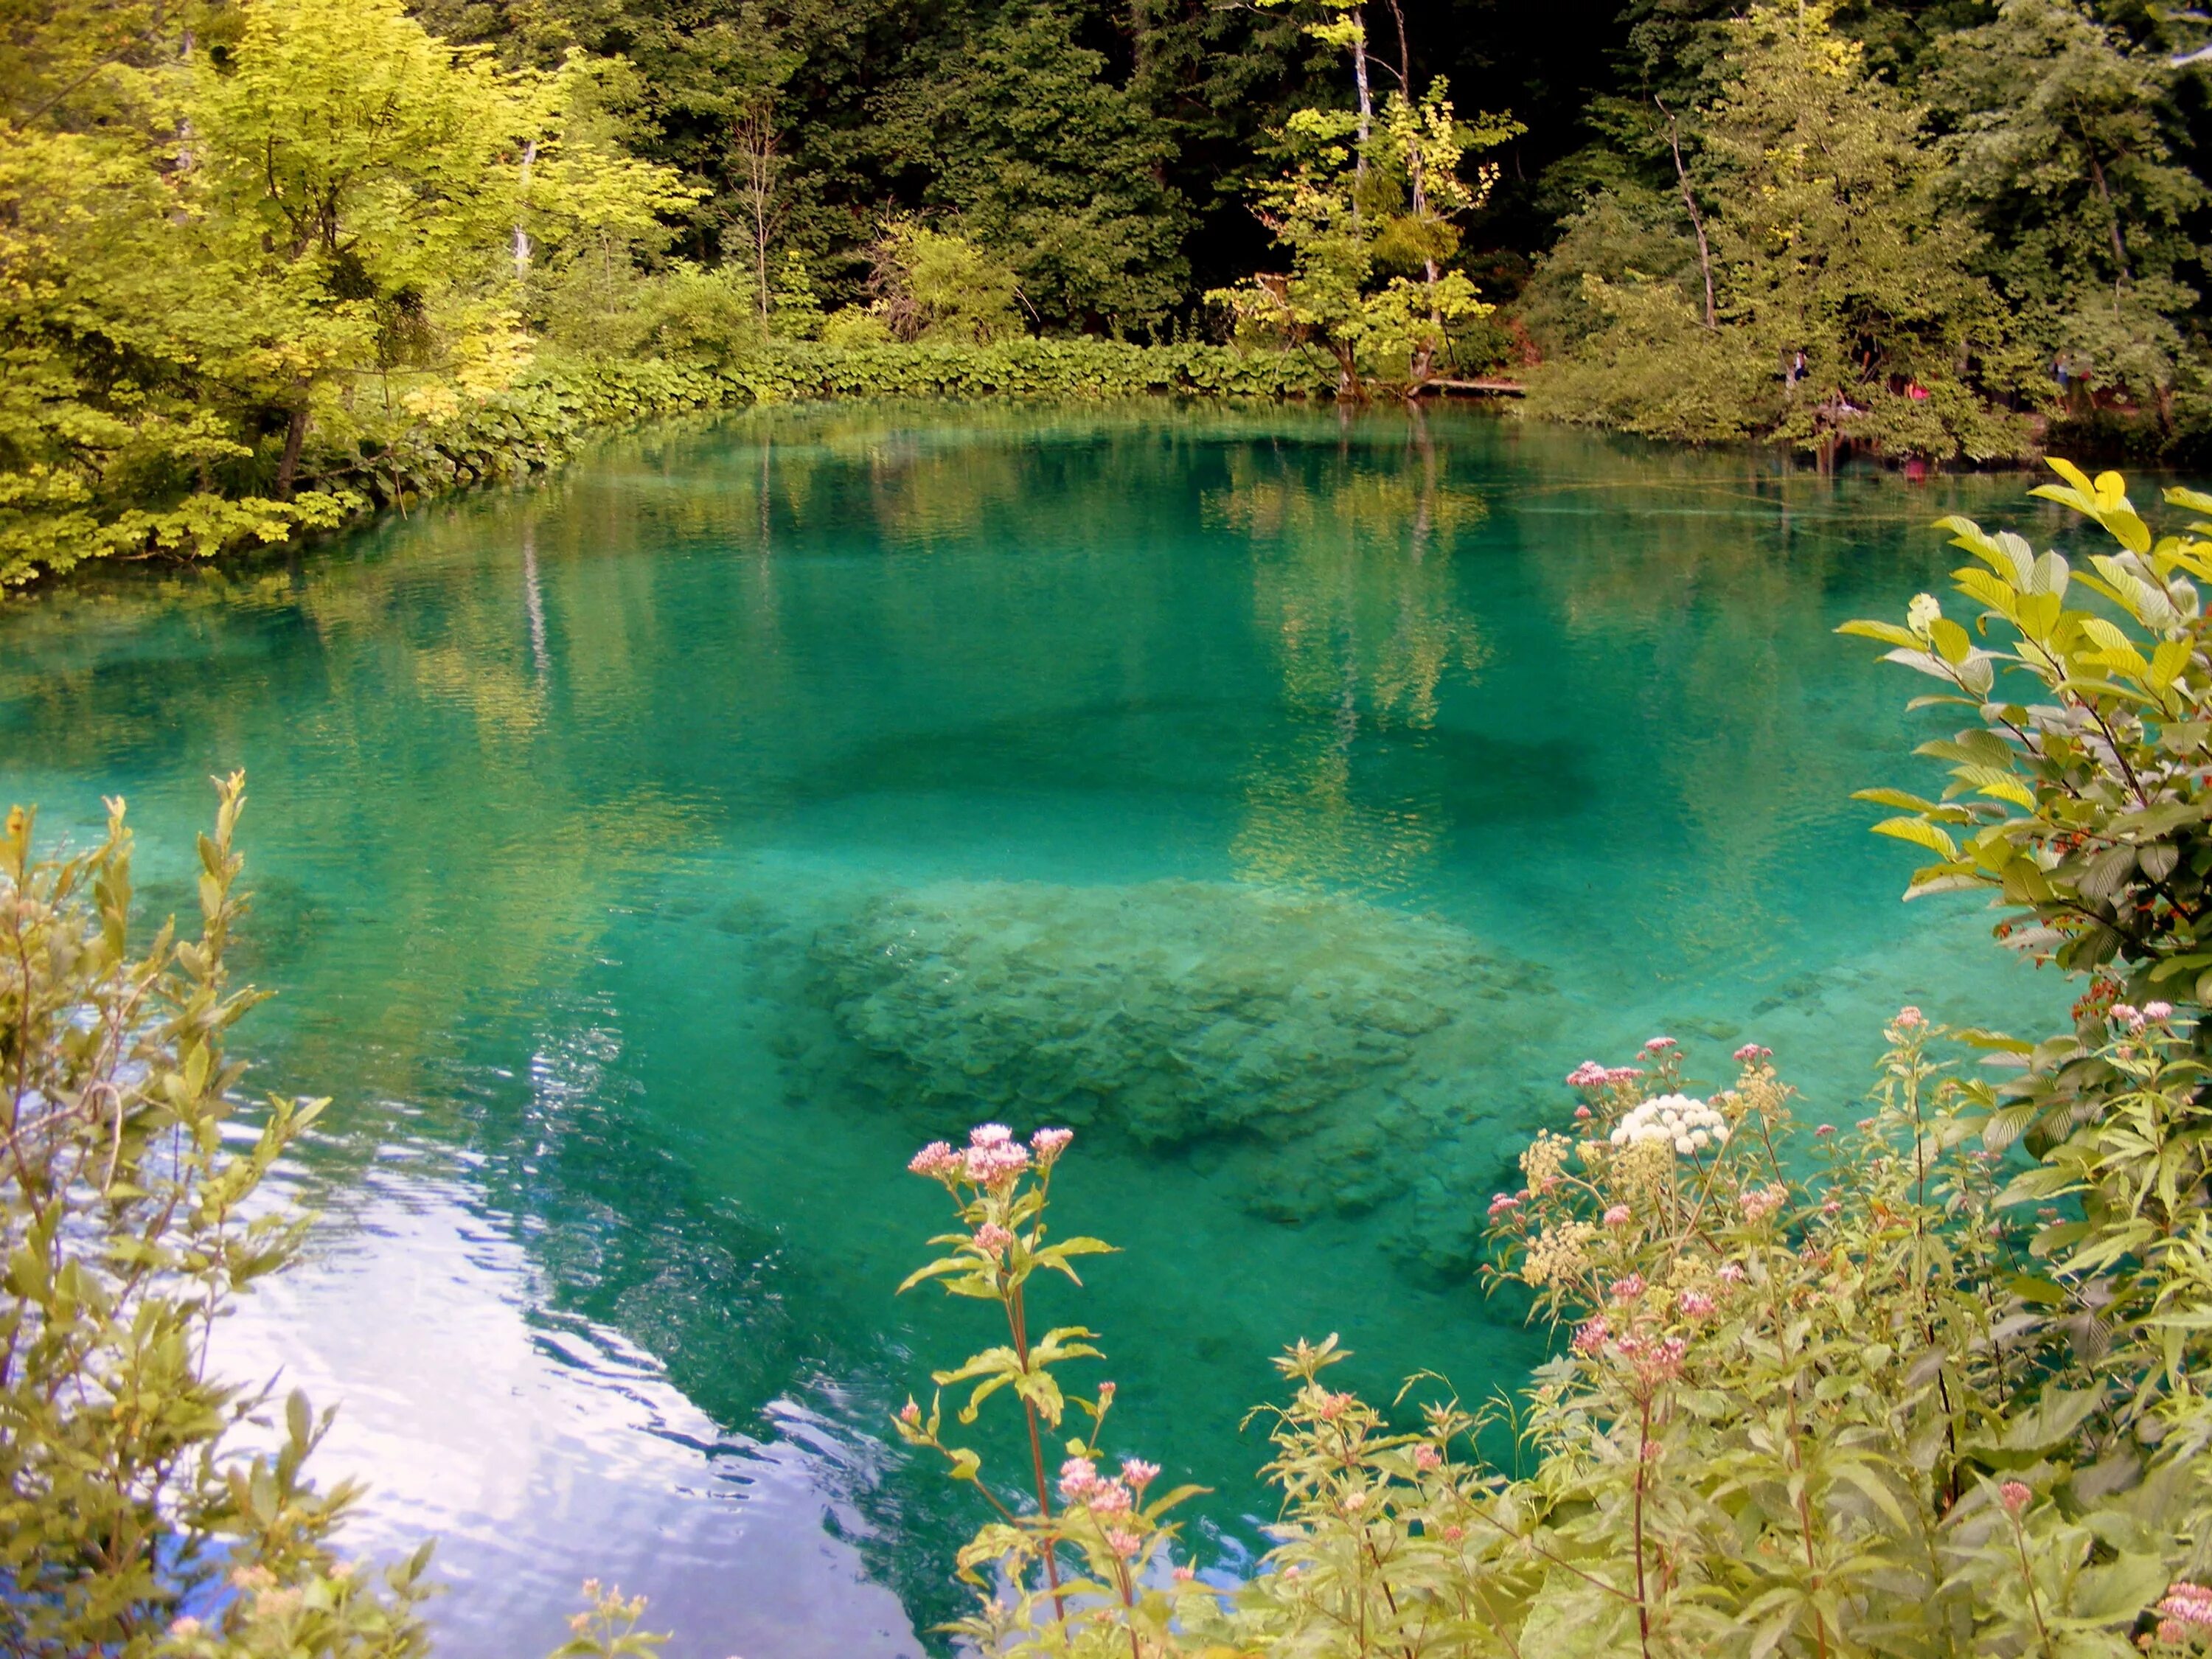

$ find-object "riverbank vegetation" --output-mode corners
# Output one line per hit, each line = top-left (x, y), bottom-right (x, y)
(10, 0), (2212, 588)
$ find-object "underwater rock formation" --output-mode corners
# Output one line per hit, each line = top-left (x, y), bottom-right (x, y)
(812, 878), (1555, 1235)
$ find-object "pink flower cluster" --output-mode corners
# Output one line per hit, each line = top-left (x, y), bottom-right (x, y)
(1603, 1204), (1632, 1228)
(1677, 1290), (1715, 1318)
(1571, 1316), (1610, 1355)
(1059, 1455), (1141, 1515)
(1413, 1445), (1442, 1472)
(1999, 1480), (2032, 1517)
(1733, 1042), (1773, 1064)
(1642, 1036), (1677, 1054)
(1739, 1183), (1788, 1223)
(1893, 1006), (1925, 1031)
(1565, 1060), (1644, 1091)
(2160, 1582), (2212, 1642)
(1487, 1192), (1520, 1219)
(2112, 1002), (2171, 1032)
(908, 1124), (1075, 1188)
(1614, 1332), (1687, 1385)
(972, 1222), (1015, 1259)
(1609, 1273), (1646, 1303)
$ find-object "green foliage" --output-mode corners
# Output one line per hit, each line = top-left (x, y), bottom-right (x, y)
(0, 776), (434, 1657)
(866, 222), (1026, 345)
(865, 7), (1194, 334)
(1931, 0), (2203, 419)
(1531, 0), (2030, 461)
(1209, 4), (1519, 397)
(0, 0), (689, 589)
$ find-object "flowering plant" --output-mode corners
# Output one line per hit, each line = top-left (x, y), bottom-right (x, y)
(897, 1124), (1210, 1656)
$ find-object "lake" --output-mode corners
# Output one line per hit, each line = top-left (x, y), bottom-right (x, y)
(0, 403), (2070, 1655)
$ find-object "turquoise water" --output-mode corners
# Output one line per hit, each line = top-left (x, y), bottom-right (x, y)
(0, 405), (2071, 1654)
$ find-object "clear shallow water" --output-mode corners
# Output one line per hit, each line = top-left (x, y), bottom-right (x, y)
(0, 404), (2073, 1654)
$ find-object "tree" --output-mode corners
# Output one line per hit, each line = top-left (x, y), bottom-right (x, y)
(1210, 1), (1516, 394)
(1932, 0), (2204, 421)
(867, 7), (1194, 335)
(0, 0), (692, 586)
(1533, 0), (2032, 462)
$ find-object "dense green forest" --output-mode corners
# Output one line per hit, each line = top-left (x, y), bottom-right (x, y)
(7, 0), (2212, 587)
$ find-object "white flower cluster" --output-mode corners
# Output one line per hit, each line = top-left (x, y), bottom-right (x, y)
(1610, 1093), (1728, 1155)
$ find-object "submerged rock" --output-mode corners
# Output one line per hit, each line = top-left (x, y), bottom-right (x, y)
(812, 877), (1554, 1231)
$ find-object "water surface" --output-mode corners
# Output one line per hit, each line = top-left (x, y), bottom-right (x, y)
(0, 405), (2070, 1654)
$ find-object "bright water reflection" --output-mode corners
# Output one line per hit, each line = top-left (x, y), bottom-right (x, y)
(0, 405), (2071, 1654)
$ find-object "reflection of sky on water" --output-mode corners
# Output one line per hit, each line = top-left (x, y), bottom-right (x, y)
(215, 1160), (919, 1659)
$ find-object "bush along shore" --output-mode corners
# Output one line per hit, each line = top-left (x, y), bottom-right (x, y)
(15, 463), (2212, 1658)
(271, 338), (1343, 542)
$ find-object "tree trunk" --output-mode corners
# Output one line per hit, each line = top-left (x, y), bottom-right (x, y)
(275, 405), (307, 500)
(1658, 98), (1716, 329)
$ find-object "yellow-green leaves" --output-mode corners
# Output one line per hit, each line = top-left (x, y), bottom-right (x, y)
(2031, 459), (2152, 554)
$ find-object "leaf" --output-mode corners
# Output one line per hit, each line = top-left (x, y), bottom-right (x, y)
(1837, 619), (1923, 650)
(1871, 817), (1959, 858)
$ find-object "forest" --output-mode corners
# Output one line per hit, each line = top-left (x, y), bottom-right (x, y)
(7, 0), (2212, 588)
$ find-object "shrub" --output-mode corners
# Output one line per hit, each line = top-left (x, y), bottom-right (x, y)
(0, 776), (433, 1656)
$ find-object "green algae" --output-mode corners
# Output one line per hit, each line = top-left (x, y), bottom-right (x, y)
(814, 877), (1559, 1227)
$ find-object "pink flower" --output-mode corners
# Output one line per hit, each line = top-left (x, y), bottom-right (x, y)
(1120, 1457), (1159, 1492)
(1893, 1006), (1925, 1030)
(969, 1123), (1014, 1147)
(1603, 1204), (1632, 1228)
(1677, 1290), (1715, 1318)
(908, 1141), (958, 1178)
(1571, 1317), (1610, 1355)
(1565, 1061), (1610, 1090)
(1642, 1036), (1677, 1053)
(1059, 1456), (1100, 1500)
(1487, 1193), (1520, 1218)
(1172, 1565), (1196, 1584)
(1313, 1390), (1353, 1420)
(2158, 1583), (2212, 1630)
(1739, 1184), (1787, 1222)
(897, 1399), (922, 1426)
(2163, 1618), (2189, 1646)
(1733, 1042), (1772, 1064)
(1821, 1199), (1841, 1216)
(1814, 1122), (1834, 1137)
(1106, 1528), (1143, 1558)
(169, 1618), (203, 1638)
(1999, 1481), (2031, 1517)
(1717, 1262), (1747, 1284)
(1609, 1274), (1645, 1303)
(1098, 1381), (1116, 1404)
(1413, 1445), (1442, 1471)
(1089, 1481), (1134, 1515)
(962, 1140), (1032, 1186)
(1031, 1126), (1074, 1163)
(1573, 1105), (1593, 1120)
(1604, 1066), (1644, 1086)
(1441, 1524), (1465, 1543)
(1341, 1489), (1368, 1512)
(2146, 1001), (2174, 1021)
(972, 1222), (1015, 1259)
(2113, 1004), (2149, 1032)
